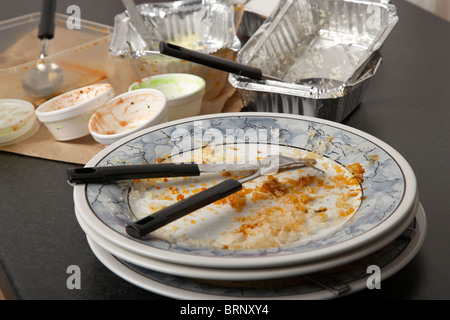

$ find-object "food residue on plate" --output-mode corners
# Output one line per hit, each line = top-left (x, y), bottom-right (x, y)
(128, 144), (365, 250)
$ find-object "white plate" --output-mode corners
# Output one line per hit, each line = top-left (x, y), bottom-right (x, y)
(86, 204), (427, 300)
(74, 113), (418, 269)
(76, 199), (419, 281)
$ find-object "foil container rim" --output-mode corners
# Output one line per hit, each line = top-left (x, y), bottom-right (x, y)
(239, 0), (399, 65)
(231, 0), (398, 99)
(109, 0), (241, 57)
(229, 51), (383, 100)
(111, 35), (242, 59)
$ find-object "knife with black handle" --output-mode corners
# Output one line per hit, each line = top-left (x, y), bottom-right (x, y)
(159, 41), (282, 81)
(67, 162), (261, 184)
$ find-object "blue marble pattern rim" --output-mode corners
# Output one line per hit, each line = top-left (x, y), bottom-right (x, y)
(74, 112), (418, 269)
(86, 205), (426, 299)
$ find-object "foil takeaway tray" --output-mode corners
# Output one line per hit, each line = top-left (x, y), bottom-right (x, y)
(237, 0), (279, 38)
(110, 0), (241, 55)
(108, 0), (243, 100)
(230, 0), (398, 122)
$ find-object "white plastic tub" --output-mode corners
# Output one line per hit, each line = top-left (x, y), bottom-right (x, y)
(88, 89), (167, 145)
(35, 83), (114, 141)
(129, 73), (206, 120)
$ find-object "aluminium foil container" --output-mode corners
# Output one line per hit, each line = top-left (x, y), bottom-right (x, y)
(229, 0), (399, 122)
(110, 0), (241, 55)
(237, 0), (278, 38)
(108, 0), (243, 98)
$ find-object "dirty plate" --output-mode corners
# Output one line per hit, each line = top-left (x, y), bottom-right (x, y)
(73, 112), (418, 269)
(75, 201), (418, 281)
(86, 205), (426, 299)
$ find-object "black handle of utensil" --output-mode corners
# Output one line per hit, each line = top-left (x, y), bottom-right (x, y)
(67, 163), (201, 184)
(126, 179), (243, 238)
(159, 41), (263, 81)
(39, 0), (57, 40)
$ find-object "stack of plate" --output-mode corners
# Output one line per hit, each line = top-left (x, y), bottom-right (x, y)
(73, 113), (426, 300)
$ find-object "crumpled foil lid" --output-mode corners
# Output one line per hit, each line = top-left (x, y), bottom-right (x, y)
(233, 0), (399, 95)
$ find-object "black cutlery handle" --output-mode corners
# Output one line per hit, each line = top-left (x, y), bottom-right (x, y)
(39, 0), (57, 40)
(126, 179), (243, 238)
(67, 163), (201, 184)
(159, 41), (263, 81)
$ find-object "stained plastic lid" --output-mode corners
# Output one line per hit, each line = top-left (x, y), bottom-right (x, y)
(0, 99), (39, 146)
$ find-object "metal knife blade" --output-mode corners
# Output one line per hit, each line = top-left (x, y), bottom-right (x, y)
(67, 162), (261, 185)
(196, 162), (260, 173)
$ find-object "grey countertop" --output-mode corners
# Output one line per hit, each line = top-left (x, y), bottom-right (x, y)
(0, 0), (449, 300)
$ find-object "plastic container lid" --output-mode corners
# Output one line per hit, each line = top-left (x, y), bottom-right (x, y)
(0, 99), (39, 146)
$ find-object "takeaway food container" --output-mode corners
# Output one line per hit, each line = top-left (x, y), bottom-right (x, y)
(109, 0), (244, 102)
(229, 0), (399, 122)
(0, 12), (115, 106)
(237, 0), (278, 38)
